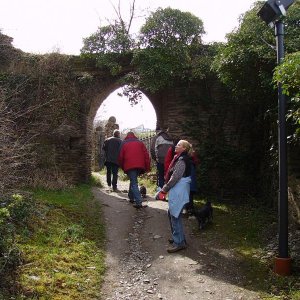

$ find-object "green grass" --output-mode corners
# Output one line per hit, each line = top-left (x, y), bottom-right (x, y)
(90, 172), (104, 187)
(10, 174), (299, 300)
(139, 171), (157, 195)
(193, 198), (300, 300)
(15, 182), (106, 300)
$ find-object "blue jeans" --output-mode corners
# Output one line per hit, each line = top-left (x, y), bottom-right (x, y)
(157, 162), (165, 188)
(127, 169), (142, 205)
(105, 162), (119, 188)
(168, 210), (186, 246)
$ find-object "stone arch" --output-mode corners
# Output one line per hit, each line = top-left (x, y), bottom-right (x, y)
(91, 86), (157, 171)
(82, 80), (161, 180)
(1, 51), (263, 198)
(87, 82), (160, 130)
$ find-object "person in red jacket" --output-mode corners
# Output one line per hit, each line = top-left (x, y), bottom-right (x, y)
(118, 131), (151, 209)
(164, 139), (179, 179)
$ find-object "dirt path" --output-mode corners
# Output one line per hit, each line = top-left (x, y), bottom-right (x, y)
(93, 176), (261, 300)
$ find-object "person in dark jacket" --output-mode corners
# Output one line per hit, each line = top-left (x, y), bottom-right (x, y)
(118, 131), (151, 209)
(150, 127), (173, 189)
(184, 151), (199, 215)
(102, 129), (122, 191)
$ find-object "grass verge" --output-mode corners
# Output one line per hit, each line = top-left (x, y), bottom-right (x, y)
(15, 182), (105, 300)
(192, 198), (300, 300)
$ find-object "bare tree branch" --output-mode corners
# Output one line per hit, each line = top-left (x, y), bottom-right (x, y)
(108, 0), (135, 34)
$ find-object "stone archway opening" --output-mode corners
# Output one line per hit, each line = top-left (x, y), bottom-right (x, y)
(92, 86), (157, 171)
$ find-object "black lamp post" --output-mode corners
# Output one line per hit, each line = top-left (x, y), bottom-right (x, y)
(257, 0), (295, 276)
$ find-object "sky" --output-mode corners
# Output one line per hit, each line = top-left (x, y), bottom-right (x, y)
(0, 0), (257, 130)
(95, 88), (156, 130)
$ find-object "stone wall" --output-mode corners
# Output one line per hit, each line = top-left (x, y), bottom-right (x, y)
(0, 52), (278, 199)
(148, 77), (266, 198)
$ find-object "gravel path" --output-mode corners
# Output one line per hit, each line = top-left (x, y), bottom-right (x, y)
(93, 175), (262, 300)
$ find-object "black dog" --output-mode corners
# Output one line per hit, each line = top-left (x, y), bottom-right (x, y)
(139, 185), (147, 198)
(194, 201), (213, 230)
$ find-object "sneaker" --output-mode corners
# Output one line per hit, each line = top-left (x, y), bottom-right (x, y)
(129, 199), (135, 203)
(167, 244), (187, 253)
(113, 187), (119, 192)
(168, 238), (187, 245)
(133, 203), (143, 209)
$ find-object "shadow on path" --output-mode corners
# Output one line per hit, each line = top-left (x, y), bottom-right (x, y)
(94, 176), (262, 300)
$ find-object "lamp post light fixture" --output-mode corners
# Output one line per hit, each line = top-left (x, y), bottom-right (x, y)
(258, 0), (294, 26)
(257, 0), (295, 276)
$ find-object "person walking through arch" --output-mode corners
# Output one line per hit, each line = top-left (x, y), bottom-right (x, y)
(102, 129), (122, 191)
(150, 126), (173, 189)
(156, 140), (193, 253)
(118, 131), (150, 209)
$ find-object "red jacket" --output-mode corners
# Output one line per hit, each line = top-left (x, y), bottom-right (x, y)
(118, 132), (150, 173)
(164, 145), (175, 177)
(164, 147), (200, 179)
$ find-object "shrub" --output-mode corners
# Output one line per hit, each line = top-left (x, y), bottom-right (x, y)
(0, 191), (35, 296)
